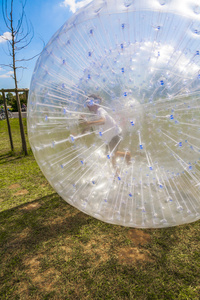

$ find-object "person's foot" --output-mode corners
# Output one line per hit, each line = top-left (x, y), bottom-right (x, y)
(126, 152), (131, 165)
(114, 167), (120, 178)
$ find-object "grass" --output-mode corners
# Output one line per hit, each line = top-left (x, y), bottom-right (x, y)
(0, 118), (200, 299)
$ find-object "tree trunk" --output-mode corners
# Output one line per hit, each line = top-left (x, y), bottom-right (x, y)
(15, 89), (28, 155)
(2, 90), (14, 152)
(11, 8), (28, 155)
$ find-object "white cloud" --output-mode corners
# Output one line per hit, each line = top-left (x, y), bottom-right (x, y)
(0, 70), (13, 78)
(61, 0), (92, 13)
(0, 32), (12, 43)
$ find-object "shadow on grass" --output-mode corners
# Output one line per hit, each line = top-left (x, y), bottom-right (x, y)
(0, 189), (191, 264)
(0, 155), (23, 165)
(0, 152), (29, 165)
(0, 193), (92, 252)
(0, 193), (199, 299)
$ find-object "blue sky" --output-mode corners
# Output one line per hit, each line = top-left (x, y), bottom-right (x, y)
(0, 0), (92, 89)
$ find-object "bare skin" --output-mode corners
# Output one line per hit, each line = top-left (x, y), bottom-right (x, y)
(112, 150), (131, 168)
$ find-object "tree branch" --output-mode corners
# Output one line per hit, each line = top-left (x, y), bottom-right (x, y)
(15, 4), (25, 34)
(16, 52), (42, 62)
(2, 0), (43, 82)
(2, 0), (11, 29)
(0, 63), (13, 68)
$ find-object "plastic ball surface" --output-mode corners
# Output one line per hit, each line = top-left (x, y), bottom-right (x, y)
(28, 0), (200, 228)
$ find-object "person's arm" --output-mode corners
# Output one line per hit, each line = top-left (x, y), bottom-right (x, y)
(86, 118), (105, 126)
(81, 118), (105, 134)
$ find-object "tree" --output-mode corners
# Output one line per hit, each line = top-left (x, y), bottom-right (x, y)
(6, 92), (14, 105)
(1, 0), (36, 155)
(0, 94), (3, 105)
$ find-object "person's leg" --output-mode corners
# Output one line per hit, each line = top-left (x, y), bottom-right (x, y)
(115, 150), (131, 164)
(111, 153), (117, 168)
(108, 136), (131, 167)
(108, 136), (120, 169)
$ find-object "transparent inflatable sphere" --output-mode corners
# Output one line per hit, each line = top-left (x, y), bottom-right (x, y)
(28, 0), (200, 228)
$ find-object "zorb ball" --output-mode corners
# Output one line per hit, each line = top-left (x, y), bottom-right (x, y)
(28, 0), (200, 228)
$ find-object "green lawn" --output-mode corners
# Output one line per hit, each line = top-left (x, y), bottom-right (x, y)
(0, 119), (199, 299)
